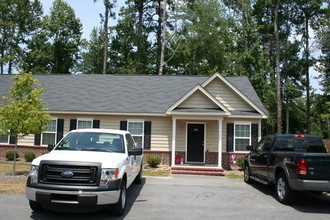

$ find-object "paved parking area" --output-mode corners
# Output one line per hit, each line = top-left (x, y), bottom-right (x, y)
(1, 175), (330, 220)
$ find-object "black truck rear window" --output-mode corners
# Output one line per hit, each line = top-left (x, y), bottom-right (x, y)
(275, 137), (326, 153)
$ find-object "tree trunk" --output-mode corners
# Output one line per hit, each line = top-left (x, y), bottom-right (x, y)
(136, 0), (144, 74)
(103, 0), (110, 75)
(305, 18), (310, 133)
(13, 137), (18, 175)
(158, 0), (167, 75)
(275, 0), (282, 134)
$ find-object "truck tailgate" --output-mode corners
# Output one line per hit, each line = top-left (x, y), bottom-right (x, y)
(306, 154), (330, 180)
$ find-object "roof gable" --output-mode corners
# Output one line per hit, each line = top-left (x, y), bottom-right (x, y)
(166, 84), (230, 115)
(203, 73), (268, 118)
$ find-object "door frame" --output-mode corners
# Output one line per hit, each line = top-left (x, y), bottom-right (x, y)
(185, 122), (206, 163)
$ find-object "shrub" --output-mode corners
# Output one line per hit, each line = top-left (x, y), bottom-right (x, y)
(5, 150), (20, 161)
(24, 151), (37, 162)
(237, 155), (245, 169)
(146, 155), (161, 168)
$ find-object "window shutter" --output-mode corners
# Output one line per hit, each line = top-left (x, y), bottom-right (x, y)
(251, 124), (259, 148)
(70, 119), (77, 131)
(120, 121), (127, 130)
(9, 136), (16, 144)
(93, 120), (100, 128)
(227, 123), (234, 152)
(34, 134), (41, 145)
(144, 121), (151, 150)
(57, 119), (64, 143)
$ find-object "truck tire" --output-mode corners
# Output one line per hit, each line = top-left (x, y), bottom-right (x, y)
(243, 165), (253, 184)
(29, 200), (44, 212)
(276, 173), (295, 204)
(112, 179), (127, 216)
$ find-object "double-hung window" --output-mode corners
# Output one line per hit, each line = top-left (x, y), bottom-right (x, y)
(234, 123), (251, 152)
(127, 121), (144, 148)
(0, 135), (9, 144)
(42, 119), (57, 145)
(77, 119), (93, 129)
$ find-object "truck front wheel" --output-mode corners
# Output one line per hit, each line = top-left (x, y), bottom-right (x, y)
(29, 200), (44, 212)
(276, 173), (295, 204)
(112, 179), (127, 216)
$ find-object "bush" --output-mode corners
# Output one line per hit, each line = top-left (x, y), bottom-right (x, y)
(5, 150), (20, 161)
(24, 151), (36, 162)
(237, 155), (245, 169)
(146, 155), (161, 168)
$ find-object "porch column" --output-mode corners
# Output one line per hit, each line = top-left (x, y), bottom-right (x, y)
(218, 118), (223, 168)
(171, 118), (177, 167)
(258, 120), (262, 141)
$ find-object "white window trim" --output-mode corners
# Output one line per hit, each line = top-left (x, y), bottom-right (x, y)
(41, 119), (58, 146)
(77, 118), (93, 129)
(233, 122), (251, 153)
(127, 120), (144, 148)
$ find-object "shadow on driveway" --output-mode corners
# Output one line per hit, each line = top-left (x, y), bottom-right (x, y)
(249, 182), (330, 214)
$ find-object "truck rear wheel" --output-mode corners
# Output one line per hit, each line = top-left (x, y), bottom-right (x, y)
(112, 179), (127, 216)
(29, 200), (44, 212)
(243, 165), (253, 184)
(276, 173), (295, 204)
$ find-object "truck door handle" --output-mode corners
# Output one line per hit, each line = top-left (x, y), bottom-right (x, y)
(250, 159), (255, 162)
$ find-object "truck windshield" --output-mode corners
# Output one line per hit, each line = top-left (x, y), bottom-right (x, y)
(275, 137), (326, 153)
(55, 132), (125, 153)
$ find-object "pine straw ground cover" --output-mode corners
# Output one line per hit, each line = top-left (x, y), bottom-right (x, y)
(0, 160), (30, 194)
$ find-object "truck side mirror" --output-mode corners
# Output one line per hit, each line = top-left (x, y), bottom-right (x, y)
(246, 145), (253, 151)
(48, 144), (55, 151)
(128, 147), (143, 156)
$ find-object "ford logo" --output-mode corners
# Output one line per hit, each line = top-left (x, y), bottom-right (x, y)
(61, 171), (74, 178)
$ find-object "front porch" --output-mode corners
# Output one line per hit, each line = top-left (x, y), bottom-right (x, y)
(171, 164), (225, 176)
(144, 150), (239, 176)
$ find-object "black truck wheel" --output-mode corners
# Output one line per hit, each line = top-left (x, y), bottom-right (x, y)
(243, 165), (253, 184)
(276, 173), (295, 204)
(29, 200), (44, 212)
(112, 179), (127, 216)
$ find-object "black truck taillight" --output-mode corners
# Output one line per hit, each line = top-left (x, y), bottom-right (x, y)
(296, 159), (308, 175)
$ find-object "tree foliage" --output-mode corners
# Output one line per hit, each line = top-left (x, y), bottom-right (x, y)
(0, 72), (51, 173)
(0, 0), (43, 74)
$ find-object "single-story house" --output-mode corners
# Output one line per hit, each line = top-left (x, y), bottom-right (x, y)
(0, 73), (268, 173)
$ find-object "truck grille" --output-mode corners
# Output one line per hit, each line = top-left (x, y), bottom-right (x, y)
(39, 161), (101, 186)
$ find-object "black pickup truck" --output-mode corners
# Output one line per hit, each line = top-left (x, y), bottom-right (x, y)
(244, 134), (330, 204)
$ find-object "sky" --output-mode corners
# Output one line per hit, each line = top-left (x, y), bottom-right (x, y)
(40, 0), (322, 93)
(40, 0), (125, 39)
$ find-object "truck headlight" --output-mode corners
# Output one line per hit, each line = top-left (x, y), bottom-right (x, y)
(100, 168), (118, 186)
(28, 165), (39, 184)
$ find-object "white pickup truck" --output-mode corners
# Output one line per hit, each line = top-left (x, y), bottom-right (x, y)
(26, 129), (143, 216)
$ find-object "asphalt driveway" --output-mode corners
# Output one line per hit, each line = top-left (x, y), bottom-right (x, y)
(1, 175), (330, 220)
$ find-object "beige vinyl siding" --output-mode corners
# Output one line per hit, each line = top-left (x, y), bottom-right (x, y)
(17, 135), (35, 146)
(175, 120), (219, 152)
(178, 90), (219, 109)
(205, 77), (253, 111)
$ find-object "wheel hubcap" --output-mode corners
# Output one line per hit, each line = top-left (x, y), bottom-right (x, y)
(244, 167), (249, 181)
(277, 178), (286, 199)
(121, 186), (126, 209)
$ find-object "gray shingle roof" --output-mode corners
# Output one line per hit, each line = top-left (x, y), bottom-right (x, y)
(0, 74), (267, 115)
